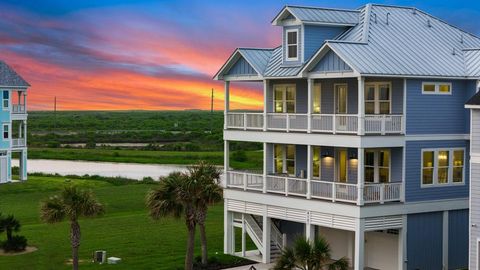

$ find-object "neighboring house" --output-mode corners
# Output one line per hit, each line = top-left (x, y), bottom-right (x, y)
(214, 4), (480, 270)
(466, 87), (480, 270)
(0, 61), (29, 183)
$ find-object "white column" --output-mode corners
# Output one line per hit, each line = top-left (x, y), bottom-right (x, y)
(398, 215), (407, 270)
(263, 142), (267, 193)
(443, 211), (449, 270)
(224, 81), (230, 129)
(357, 147), (364, 205)
(224, 203), (234, 254)
(241, 214), (246, 257)
(263, 80), (268, 131)
(307, 145), (312, 199)
(22, 149), (27, 181)
(262, 209), (271, 263)
(23, 92), (27, 112)
(307, 78), (313, 133)
(357, 77), (365, 135)
(224, 140), (229, 188)
(23, 120), (27, 145)
(354, 219), (365, 270)
(305, 211), (315, 241)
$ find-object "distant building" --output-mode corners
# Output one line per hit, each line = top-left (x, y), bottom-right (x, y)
(215, 4), (480, 270)
(0, 61), (29, 183)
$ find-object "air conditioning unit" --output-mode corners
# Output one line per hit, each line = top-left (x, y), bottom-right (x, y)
(94, 250), (106, 264)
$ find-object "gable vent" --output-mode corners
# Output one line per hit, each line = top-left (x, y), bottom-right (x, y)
(386, 12), (390, 25)
(427, 19), (432, 28)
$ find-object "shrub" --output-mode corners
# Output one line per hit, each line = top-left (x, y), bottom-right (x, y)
(2, 235), (27, 252)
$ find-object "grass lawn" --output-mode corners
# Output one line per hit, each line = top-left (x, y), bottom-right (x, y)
(0, 176), (253, 269)
(27, 148), (263, 171)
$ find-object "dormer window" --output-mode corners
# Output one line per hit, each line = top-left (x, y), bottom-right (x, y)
(286, 29), (298, 61)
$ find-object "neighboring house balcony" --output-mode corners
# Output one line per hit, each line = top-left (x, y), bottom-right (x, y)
(224, 143), (404, 206)
(224, 77), (405, 136)
(11, 120), (27, 149)
(11, 90), (27, 120)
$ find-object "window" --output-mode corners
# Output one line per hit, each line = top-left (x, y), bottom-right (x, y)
(422, 82), (452, 94)
(2, 124), (8, 140)
(364, 149), (391, 183)
(313, 83), (321, 114)
(365, 83), (391, 114)
(313, 147), (320, 178)
(2, 91), (8, 109)
(421, 148), (465, 186)
(286, 29), (298, 60)
(274, 84), (296, 113)
(274, 144), (295, 175)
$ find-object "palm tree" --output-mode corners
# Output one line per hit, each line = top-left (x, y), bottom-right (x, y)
(40, 186), (104, 270)
(0, 214), (21, 243)
(273, 236), (349, 270)
(146, 172), (197, 270)
(187, 161), (222, 265)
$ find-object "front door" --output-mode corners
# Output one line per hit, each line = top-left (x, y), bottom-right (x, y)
(0, 156), (7, 183)
(336, 149), (348, 183)
(335, 84), (348, 130)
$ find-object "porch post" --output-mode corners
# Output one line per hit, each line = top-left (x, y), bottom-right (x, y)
(224, 81), (230, 129)
(357, 147), (364, 206)
(442, 211), (449, 269)
(354, 219), (365, 270)
(357, 77), (365, 135)
(262, 207), (271, 263)
(307, 144), (312, 199)
(402, 79), (407, 134)
(224, 140), (229, 188)
(307, 78), (313, 133)
(305, 211), (315, 241)
(398, 215), (407, 270)
(224, 203), (234, 254)
(241, 214), (246, 257)
(263, 80), (268, 131)
(263, 142), (268, 193)
(23, 92), (27, 112)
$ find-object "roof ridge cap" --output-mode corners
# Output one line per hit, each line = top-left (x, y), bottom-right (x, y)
(285, 5), (360, 13)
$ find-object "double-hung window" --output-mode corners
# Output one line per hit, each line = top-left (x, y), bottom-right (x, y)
(2, 124), (8, 140)
(286, 29), (298, 61)
(274, 84), (296, 113)
(2, 91), (9, 110)
(421, 148), (465, 186)
(365, 83), (391, 114)
(312, 147), (321, 178)
(274, 144), (295, 176)
(422, 82), (451, 94)
(364, 149), (390, 183)
(313, 83), (321, 114)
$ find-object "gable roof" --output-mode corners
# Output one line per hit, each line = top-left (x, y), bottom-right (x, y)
(213, 48), (273, 80)
(272, 6), (360, 26)
(0, 61), (29, 87)
(464, 49), (480, 77)
(465, 89), (480, 108)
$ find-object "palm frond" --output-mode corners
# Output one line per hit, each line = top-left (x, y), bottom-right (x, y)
(146, 172), (185, 220)
(40, 195), (66, 223)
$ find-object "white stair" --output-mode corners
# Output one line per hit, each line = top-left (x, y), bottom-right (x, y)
(242, 214), (284, 262)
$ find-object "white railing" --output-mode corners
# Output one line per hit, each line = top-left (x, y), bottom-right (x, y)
(12, 138), (26, 147)
(12, 104), (26, 114)
(364, 115), (403, 134)
(363, 182), (402, 203)
(244, 214), (263, 251)
(227, 171), (403, 205)
(227, 112), (404, 134)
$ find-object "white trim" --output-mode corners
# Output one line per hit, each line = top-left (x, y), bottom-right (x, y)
(405, 134), (469, 141)
(223, 75), (263, 81)
(308, 71), (359, 79)
(2, 90), (9, 111)
(421, 82), (452, 95)
(285, 29), (299, 61)
(214, 50), (265, 81)
(420, 147), (466, 187)
(300, 43), (361, 76)
(2, 123), (9, 141)
(465, 104), (480, 109)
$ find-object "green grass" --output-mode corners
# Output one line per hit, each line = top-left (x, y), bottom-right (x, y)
(0, 176), (254, 269)
(28, 148), (263, 170)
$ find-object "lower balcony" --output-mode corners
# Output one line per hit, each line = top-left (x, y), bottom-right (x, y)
(226, 171), (403, 205)
(226, 112), (404, 135)
(12, 138), (26, 148)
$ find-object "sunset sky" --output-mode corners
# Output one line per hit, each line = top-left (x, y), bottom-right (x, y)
(1, 0), (479, 110)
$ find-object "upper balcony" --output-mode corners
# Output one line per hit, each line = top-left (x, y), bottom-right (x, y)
(224, 77), (405, 136)
(11, 90), (27, 120)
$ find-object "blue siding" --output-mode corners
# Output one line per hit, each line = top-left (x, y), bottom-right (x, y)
(226, 57), (257, 76)
(405, 140), (469, 202)
(320, 147), (335, 181)
(267, 80), (308, 113)
(304, 26), (346, 60)
(283, 25), (302, 66)
(318, 78), (358, 114)
(391, 147), (403, 182)
(0, 91), (10, 149)
(311, 50), (352, 73)
(347, 148), (357, 184)
(406, 79), (476, 135)
(448, 209), (468, 269)
(295, 145), (307, 177)
(407, 212), (443, 270)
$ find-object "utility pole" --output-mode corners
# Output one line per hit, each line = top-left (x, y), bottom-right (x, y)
(53, 96), (57, 137)
(210, 88), (214, 132)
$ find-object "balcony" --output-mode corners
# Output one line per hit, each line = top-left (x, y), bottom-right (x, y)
(226, 171), (403, 205)
(12, 138), (26, 148)
(226, 112), (404, 135)
(12, 104), (26, 114)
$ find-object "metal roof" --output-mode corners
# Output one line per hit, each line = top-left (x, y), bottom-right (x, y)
(264, 47), (304, 77)
(238, 48), (273, 74)
(0, 61), (29, 87)
(466, 90), (480, 106)
(283, 6), (360, 25)
(465, 49), (480, 77)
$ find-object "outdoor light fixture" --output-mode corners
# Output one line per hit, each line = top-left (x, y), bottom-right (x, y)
(349, 151), (358, 160)
(322, 149), (332, 158)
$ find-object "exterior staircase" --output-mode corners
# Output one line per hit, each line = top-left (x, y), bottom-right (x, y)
(242, 214), (284, 262)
